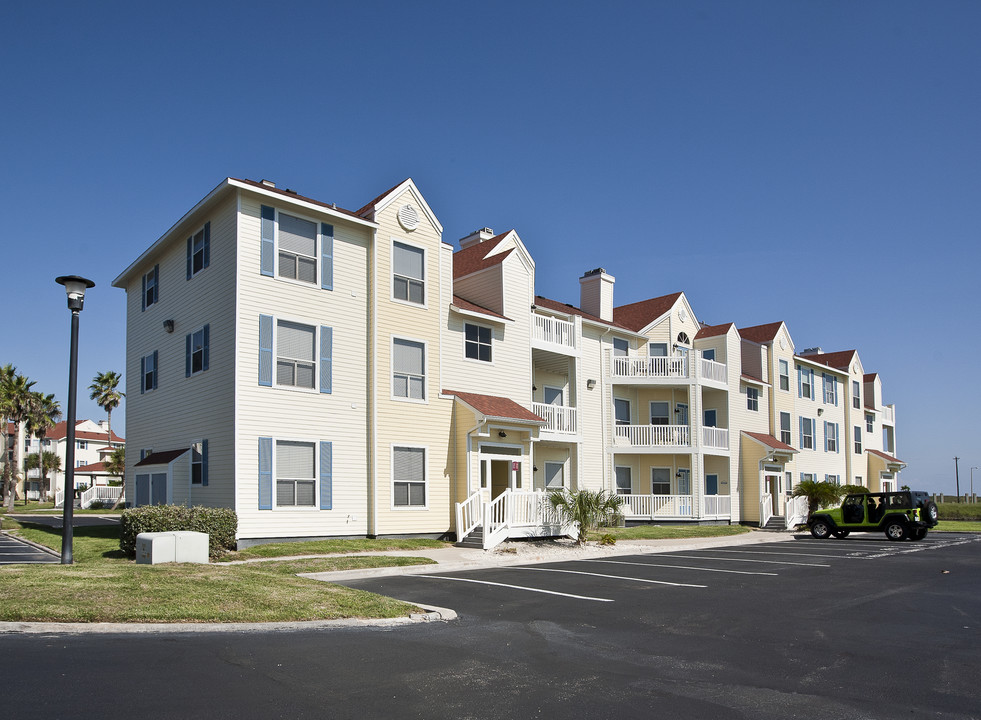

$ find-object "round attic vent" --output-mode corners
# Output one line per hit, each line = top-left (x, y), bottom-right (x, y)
(397, 204), (420, 231)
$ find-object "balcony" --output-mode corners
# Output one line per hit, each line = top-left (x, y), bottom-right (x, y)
(618, 493), (731, 521)
(611, 354), (728, 387)
(532, 314), (576, 353)
(882, 405), (895, 425)
(614, 424), (690, 449)
(701, 426), (729, 450)
(533, 402), (578, 435)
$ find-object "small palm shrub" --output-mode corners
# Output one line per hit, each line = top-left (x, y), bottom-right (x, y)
(548, 489), (624, 546)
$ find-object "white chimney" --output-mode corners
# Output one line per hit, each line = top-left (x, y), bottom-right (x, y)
(458, 227), (495, 250)
(579, 268), (615, 322)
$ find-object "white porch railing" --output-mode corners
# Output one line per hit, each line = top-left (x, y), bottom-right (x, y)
(532, 314), (576, 350)
(79, 485), (123, 508)
(615, 424), (690, 448)
(54, 489), (65, 508)
(533, 402), (578, 434)
(611, 355), (688, 380)
(882, 405), (895, 424)
(26, 488), (41, 501)
(786, 495), (809, 528)
(619, 494), (696, 519)
(760, 492), (773, 528)
(455, 491), (482, 542)
(700, 357), (728, 383)
(701, 426), (729, 450)
(481, 490), (569, 549)
(702, 494), (731, 517)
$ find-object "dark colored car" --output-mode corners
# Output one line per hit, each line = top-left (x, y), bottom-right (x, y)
(809, 490), (939, 541)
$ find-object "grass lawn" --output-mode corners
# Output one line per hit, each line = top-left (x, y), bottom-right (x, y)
(934, 520), (981, 532)
(219, 537), (450, 562)
(937, 503), (981, 522)
(1, 501), (122, 515)
(588, 524), (751, 541)
(0, 520), (434, 623)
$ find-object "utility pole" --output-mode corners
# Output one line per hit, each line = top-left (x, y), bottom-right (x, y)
(954, 457), (960, 503)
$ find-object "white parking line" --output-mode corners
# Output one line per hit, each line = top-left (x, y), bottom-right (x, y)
(590, 559), (778, 576)
(656, 553), (830, 567)
(422, 575), (614, 602)
(511, 567), (707, 588)
(708, 548), (875, 560)
(860, 536), (981, 558)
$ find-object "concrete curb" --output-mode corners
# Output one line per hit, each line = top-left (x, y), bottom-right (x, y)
(0, 529), (60, 557)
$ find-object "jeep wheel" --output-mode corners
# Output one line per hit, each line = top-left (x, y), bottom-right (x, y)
(884, 521), (908, 541)
(810, 520), (832, 539)
(921, 501), (939, 525)
(832, 529), (850, 539)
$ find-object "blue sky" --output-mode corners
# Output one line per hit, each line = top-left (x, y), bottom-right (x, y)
(2, 1), (979, 494)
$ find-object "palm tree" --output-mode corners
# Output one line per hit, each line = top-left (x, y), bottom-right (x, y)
(791, 479), (846, 520)
(548, 489), (624, 546)
(22, 452), (60, 501)
(104, 446), (126, 510)
(89, 371), (124, 452)
(24, 392), (61, 501)
(0, 364), (13, 498)
(0, 367), (36, 510)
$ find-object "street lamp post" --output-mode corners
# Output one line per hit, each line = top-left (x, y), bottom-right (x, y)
(972, 467), (978, 504)
(55, 275), (94, 565)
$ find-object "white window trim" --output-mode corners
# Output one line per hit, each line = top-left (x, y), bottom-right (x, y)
(271, 436), (321, 511)
(272, 315), (322, 394)
(141, 351), (157, 394)
(614, 465), (632, 495)
(543, 385), (565, 406)
(650, 401), (670, 425)
(189, 438), (206, 487)
(544, 461), (565, 491)
(463, 322), (493, 365)
(650, 466), (672, 495)
(802, 417), (814, 450)
(390, 236), (428, 309)
(188, 325), (208, 377)
(274, 207), (325, 288)
(613, 397), (631, 425)
(391, 335), (428, 404)
(189, 224), (208, 278)
(391, 444), (429, 510)
(746, 387), (759, 411)
(779, 411), (792, 445)
(778, 359), (790, 392)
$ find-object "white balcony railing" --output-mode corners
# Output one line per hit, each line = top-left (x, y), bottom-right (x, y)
(611, 355), (688, 380)
(701, 426), (729, 450)
(532, 314), (576, 350)
(700, 357), (728, 383)
(702, 494), (731, 517)
(882, 405), (895, 425)
(619, 494), (696, 519)
(533, 402), (578, 434)
(615, 424), (690, 447)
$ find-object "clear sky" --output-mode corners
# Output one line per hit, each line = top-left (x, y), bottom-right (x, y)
(2, 1), (979, 495)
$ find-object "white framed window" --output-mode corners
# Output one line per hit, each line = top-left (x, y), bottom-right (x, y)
(392, 240), (425, 305)
(778, 360), (790, 391)
(854, 426), (862, 454)
(785, 471), (793, 497)
(260, 206), (333, 289)
(186, 325), (209, 377)
(801, 417), (814, 449)
(648, 342), (668, 357)
(824, 421), (838, 452)
(464, 323), (492, 362)
(190, 439), (208, 486)
(702, 348), (716, 361)
(852, 380), (861, 409)
(677, 468), (691, 495)
(77, 440), (88, 450)
(798, 366), (814, 399)
(866, 413), (874, 433)
(393, 337), (426, 401)
(615, 466), (632, 495)
(544, 462), (564, 491)
(822, 374), (838, 405)
(651, 467), (671, 495)
(703, 409), (717, 427)
(543, 386), (564, 405)
(780, 412), (791, 445)
(277, 440), (317, 507)
(277, 320), (316, 389)
(186, 222), (210, 279)
(746, 387), (759, 411)
(614, 398), (631, 425)
(705, 473), (718, 495)
(141, 351), (158, 393)
(612, 338), (629, 356)
(800, 472), (814, 484)
(650, 401), (670, 425)
(825, 474), (840, 485)
(142, 265), (158, 311)
(393, 446), (426, 507)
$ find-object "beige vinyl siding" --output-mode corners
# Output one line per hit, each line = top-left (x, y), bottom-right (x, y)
(576, 323), (609, 493)
(123, 195), (238, 510)
(372, 187), (453, 536)
(739, 437), (768, 523)
(454, 265), (504, 315)
(234, 192), (370, 540)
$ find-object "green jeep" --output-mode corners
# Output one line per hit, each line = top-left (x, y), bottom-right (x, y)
(809, 490), (938, 541)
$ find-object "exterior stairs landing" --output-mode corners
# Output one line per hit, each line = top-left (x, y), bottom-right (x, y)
(456, 525), (484, 549)
(761, 516), (786, 531)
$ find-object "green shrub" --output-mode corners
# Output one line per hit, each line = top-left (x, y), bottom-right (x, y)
(120, 505), (238, 560)
(840, 484), (868, 495)
(937, 502), (981, 522)
(599, 533), (617, 546)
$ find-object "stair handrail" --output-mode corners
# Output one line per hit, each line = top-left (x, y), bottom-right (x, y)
(760, 492), (773, 529)
(483, 490), (512, 549)
(456, 491), (482, 541)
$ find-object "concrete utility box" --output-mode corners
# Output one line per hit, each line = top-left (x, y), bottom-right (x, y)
(135, 531), (209, 565)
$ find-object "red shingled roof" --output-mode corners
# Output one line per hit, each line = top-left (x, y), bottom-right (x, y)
(354, 179), (409, 218)
(443, 390), (544, 423)
(533, 296), (631, 331)
(798, 350), (857, 371)
(135, 449), (189, 467)
(743, 431), (798, 453)
(233, 178), (365, 221)
(47, 421), (124, 443)
(738, 322), (784, 344)
(612, 292), (683, 332)
(453, 233), (513, 278)
(75, 461), (108, 473)
(864, 373), (878, 382)
(867, 449), (904, 465)
(695, 322), (734, 340)
(452, 296), (510, 321)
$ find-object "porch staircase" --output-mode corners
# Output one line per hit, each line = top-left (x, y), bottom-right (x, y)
(456, 525), (484, 550)
(761, 515), (786, 531)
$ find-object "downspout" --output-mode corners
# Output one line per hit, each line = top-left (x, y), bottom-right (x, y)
(368, 226), (378, 537)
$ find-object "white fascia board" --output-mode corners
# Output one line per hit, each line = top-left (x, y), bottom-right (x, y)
(228, 179), (378, 229)
(449, 304), (513, 325)
(371, 179), (443, 234)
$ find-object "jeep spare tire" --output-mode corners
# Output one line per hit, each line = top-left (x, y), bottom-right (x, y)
(810, 519), (832, 539)
(884, 520), (907, 541)
(921, 501), (939, 525)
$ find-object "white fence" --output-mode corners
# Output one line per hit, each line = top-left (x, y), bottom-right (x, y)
(612, 355), (688, 380)
(701, 426), (729, 449)
(615, 424), (690, 447)
(533, 402), (578, 434)
(532, 315), (576, 350)
(618, 494), (696, 519)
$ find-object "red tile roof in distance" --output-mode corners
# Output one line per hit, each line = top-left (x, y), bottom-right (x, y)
(443, 390), (545, 423)
(452, 233), (513, 278)
(737, 321), (784, 344)
(612, 292), (683, 332)
(867, 449), (904, 464)
(233, 178), (364, 220)
(864, 373), (878, 382)
(798, 350), (856, 370)
(452, 295), (510, 321)
(354, 179), (410, 218)
(47, 420), (124, 443)
(743, 431), (798, 453)
(134, 449), (190, 467)
(695, 322), (734, 340)
(533, 296), (632, 331)
(75, 461), (107, 473)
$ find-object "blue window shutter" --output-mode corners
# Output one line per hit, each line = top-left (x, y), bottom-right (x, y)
(186, 236), (192, 280)
(320, 441), (332, 510)
(152, 351), (158, 390)
(259, 315), (273, 386)
(141, 273), (146, 311)
(202, 324), (210, 371)
(835, 424), (840, 454)
(203, 222), (211, 269)
(185, 333), (192, 378)
(140, 356), (145, 394)
(797, 367), (802, 397)
(799, 417), (804, 447)
(258, 437), (272, 510)
(202, 439), (209, 486)
(823, 421), (827, 452)
(154, 265), (159, 303)
(260, 206), (275, 276)
(321, 223), (333, 290)
(320, 326), (332, 394)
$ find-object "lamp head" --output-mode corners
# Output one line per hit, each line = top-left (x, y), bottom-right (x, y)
(56, 276), (95, 311)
